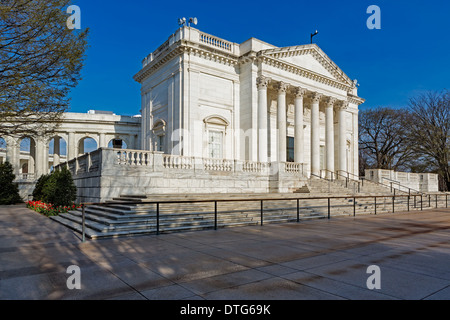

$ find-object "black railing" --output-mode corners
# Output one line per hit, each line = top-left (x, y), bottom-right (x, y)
(77, 193), (450, 242)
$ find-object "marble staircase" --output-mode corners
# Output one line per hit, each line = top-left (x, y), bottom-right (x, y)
(50, 183), (435, 239)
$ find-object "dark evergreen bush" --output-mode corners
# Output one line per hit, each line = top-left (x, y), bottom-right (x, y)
(0, 162), (22, 205)
(32, 174), (51, 201)
(42, 168), (77, 207)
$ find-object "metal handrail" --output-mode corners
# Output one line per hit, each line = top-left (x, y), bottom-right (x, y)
(320, 169), (361, 192)
(380, 176), (424, 195)
(337, 170), (362, 181)
(77, 192), (448, 242)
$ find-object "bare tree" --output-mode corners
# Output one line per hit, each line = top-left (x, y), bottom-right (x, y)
(408, 90), (449, 191)
(359, 107), (414, 171)
(0, 0), (88, 136)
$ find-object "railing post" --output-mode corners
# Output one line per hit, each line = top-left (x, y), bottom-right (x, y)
(156, 202), (160, 235)
(214, 200), (218, 230)
(297, 198), (300, 223)
(392, 196), (395, 213)
(446, 194), (448, 208)
(374, 197), (377, 215)
(421, 195), (423, 211)
(435, 194), (438, 208)
(82, 204), (86, 243)
(260, 200), (263, 226)
(428, 194), (431, 208)
(407, 196), (410, 212)
(353, 197), (356, 217)
(328, 197), (330, 219)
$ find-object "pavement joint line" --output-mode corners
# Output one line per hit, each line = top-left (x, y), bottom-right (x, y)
(420, 284), (450, 300)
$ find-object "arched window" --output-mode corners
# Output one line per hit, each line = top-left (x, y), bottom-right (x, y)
(152, 119), (166, 153)
(108, 138), (128, 149)
(204, 115), (229, 159)
(78, 136), (98, 155)
(0, 137), (6, 164)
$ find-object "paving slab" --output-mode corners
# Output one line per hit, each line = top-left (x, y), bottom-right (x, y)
(0, 204), (449, 300)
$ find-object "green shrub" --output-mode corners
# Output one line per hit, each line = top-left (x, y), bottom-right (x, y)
(0, 161), (22, 205)
(32, 173), (51, 201)
(41, 168), (77, 207)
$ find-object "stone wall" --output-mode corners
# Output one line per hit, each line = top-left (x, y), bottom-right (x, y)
(58, 148), (308, 203)
(365, 169), (439, 193)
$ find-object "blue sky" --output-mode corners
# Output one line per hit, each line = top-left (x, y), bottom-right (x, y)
(68, 0), (450, 116)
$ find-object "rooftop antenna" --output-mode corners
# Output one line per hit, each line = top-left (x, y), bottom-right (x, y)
(310, 30), (318, 44)
(178, 17), (186, 27)
(188, 17), (198, 27)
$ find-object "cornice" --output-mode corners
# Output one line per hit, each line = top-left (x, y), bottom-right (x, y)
(260, 44), (354, 87)
(257, 54), (353, 92)
(134, 40), (239, 83)
(347, 94), (365, 106)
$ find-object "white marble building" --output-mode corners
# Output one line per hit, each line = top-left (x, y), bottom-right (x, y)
(3, 26), (372, 201)
(134, 26), (364, 178)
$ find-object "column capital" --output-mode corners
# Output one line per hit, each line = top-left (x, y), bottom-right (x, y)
(277, 81), (289, 94)
(256, 76), (271, 90)
(325, 97), (337, 107)
(294, 87), (307, 98)
(310, 92), (323, 103)
(336, 99), (349, 110)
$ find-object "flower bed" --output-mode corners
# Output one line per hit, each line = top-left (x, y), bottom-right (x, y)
(26, 200), (80, 217)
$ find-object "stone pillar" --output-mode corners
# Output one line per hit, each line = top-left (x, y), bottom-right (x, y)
(338, 100), (349, 175)
(35, 138), (45, 177)
(294, 88), (306, 164)
(310, 92), (322, 176)
(6, 136), (20, 176)
(257, 76), (270, 163)
(277, 82), (289, 163)
(68, 132), (76, 160)
(53, 136), (61, 167)
(99, 133), (107, 149)
(325, 97), (336, 178)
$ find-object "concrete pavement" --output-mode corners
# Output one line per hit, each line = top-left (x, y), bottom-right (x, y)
(1, 204), (449, 300)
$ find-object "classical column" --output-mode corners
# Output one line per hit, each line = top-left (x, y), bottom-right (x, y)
(338, 100), (349, 175)
(310, 92), (322, 176)
(257, 76), (270, 163)
(53, 136), (61, 167)
(294, 88), (306, 164)
(277, 82), (289, 162)
(325, 97), (336, 178)
(6, 136), (20, 176)
(99, 133), (107, 149)
(35, 137), (45, 177)
(68, 132), (76, 160)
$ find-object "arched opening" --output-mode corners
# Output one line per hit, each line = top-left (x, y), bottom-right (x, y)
(108, 138), (128, 149)
(48, 136), (68, 171)
(78, 137), (98, 155)
(152, 120), (166, 153)
(19, 137), (36, 179)
(0, 137), (6, 164)
(203, 115), (229, 159)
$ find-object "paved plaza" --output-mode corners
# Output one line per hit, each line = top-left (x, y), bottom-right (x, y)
(0, 204), (449, 300)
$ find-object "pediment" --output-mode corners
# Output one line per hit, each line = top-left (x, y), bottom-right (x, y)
(261, 44), (354, 87)
(280, 54), (334, 78)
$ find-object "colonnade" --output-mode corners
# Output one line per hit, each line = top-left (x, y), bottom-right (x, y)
(0, 132), (136, 180)
(256, 76), (350, 177)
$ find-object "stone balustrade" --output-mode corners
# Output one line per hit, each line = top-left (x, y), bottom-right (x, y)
(365, 169), (439, 193)
(56, 148), (308, 203)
